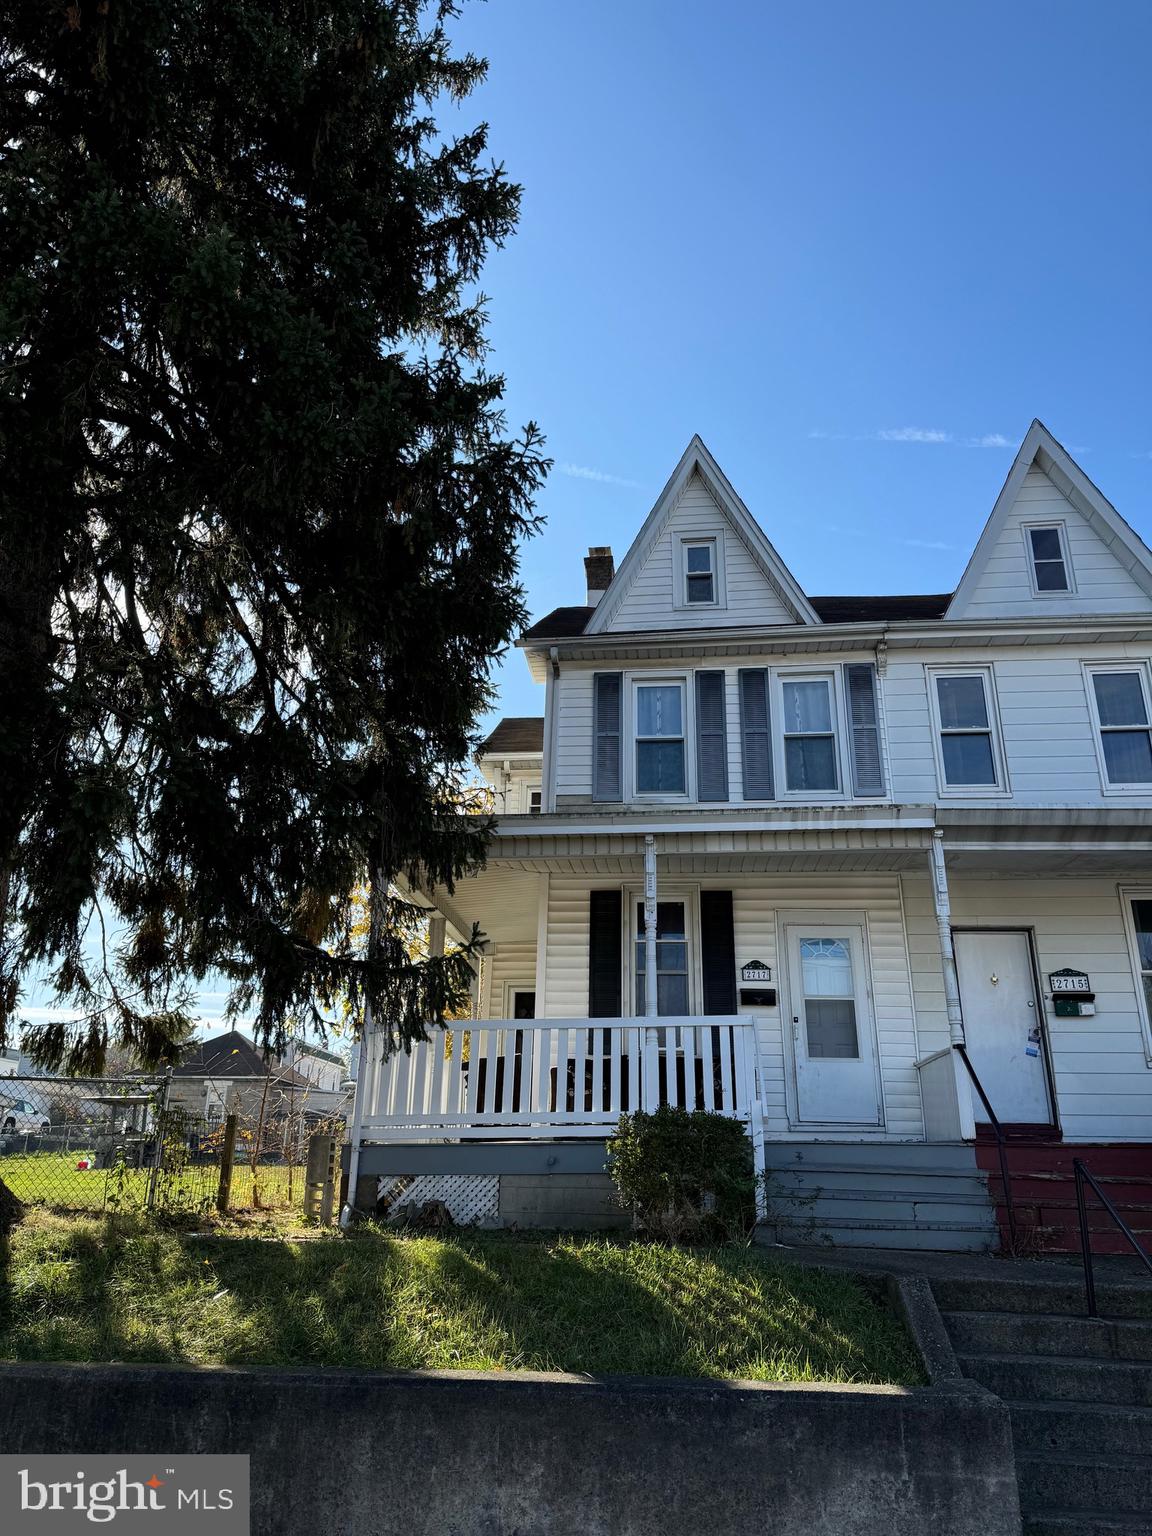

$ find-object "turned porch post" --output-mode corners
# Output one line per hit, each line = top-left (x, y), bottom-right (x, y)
(928, 830), (966, 1047)
(643, 834), (660, 1110)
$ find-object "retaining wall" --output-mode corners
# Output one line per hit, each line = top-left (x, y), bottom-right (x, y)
(0, 1362), (1021, 1535)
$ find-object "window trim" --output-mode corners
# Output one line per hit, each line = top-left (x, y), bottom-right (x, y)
(628, 672), (692, 800)
(672, 533), (726, 611)
(1084, 662), (1152, 795)
(925, 664), (1010, 797)
(1021, 519), (1076, 598)
(771, 668), (848, 801)
(1118, 885), (1152, 1066)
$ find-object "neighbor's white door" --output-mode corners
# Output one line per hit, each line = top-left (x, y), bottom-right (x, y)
(954, 931), (1052, 1126)
(786, 924), (882, 1126)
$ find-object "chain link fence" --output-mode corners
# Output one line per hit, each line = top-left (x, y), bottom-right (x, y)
(0, 1074), (349, 1217)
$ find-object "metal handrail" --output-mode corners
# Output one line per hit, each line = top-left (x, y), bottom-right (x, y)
(1073, 1157), (1152, 1318)
(953, 1043), (1018, 1248)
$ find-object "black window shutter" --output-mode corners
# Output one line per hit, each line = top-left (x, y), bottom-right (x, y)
(699, 891), (737, 1015)
(588, 889), (623, 1018)
(592, 673), (622, 802)
(738, 669), (774, 799)
(845, 663), (885, 796)
(695, 671), (729, 802)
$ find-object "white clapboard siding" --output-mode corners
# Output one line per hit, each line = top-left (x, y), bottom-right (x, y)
(480, 941), (538, 1021)
(883, 644), (1120, 805)
(602, 472), (797, 633)
(958, 467), (1151, 620)
(542, 871), (923, 1140)
(902, 872), (1152, 1142)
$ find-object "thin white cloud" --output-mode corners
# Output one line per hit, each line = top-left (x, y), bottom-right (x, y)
(558, 462), (640, 488)
(897, 536), (961, 551)
(877, 427), (952, 444)
(809, 427), (1015, 449)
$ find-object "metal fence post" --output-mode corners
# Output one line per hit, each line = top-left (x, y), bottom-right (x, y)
(216, 1113), (238, 1215)
(146, 1067), (173, 1212)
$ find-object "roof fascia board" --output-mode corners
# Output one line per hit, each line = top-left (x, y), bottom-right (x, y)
(529, 611), (1152, 662)
(584, 434), (821, 634)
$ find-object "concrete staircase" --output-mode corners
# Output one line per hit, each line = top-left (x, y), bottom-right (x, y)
(933, 1266), (1152, 1536)
(763, 1141), (999, 1252)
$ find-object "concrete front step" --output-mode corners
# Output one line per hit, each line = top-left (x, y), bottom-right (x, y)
(930, 1273), (1152, 1320)
(1009, 1400), (1152, 1460)
(771, 1221), (996, 1252)
(1017, 1452), (1152, 1518)
(766, 1140), (985, 1171)
(943, 1311), (1152, 1361)
(1024, 1514), (1152, 1536)
(959, 1352), (1152, 1407)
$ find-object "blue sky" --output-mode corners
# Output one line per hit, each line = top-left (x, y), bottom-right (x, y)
(21, 1), (1152, 1038)
(449, 0), (1152, 730)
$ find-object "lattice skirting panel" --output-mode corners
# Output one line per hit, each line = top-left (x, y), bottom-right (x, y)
(377, 1173), (500, 1225)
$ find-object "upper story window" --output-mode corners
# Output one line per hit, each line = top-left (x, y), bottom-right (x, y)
(684, 541), (716, 604)
(674, 535), (724, 610)
(634, 679), (687, 795)
(780, 676), (839, 792)
(928, 667), (1006, 792)
(1086, 666), (1152, 787)
(527, 786), (542, 814)
(1024, 523), (1073, 595)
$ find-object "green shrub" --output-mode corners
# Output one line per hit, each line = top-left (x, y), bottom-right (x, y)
(606, 1106), (756, 1242)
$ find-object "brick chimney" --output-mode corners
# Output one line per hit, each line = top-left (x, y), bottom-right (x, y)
(584, 546), (614, 606)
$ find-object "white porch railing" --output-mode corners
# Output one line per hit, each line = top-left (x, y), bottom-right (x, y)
(359, 1017), (762, 1142)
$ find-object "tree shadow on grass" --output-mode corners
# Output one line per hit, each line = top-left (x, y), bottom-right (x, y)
(1, 1221), (923, 1385)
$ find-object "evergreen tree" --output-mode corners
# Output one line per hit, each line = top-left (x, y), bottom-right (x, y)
(0, 0), (545, 1072)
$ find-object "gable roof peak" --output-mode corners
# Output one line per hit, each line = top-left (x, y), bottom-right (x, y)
(584, 437), (821, 633)
(945, 421), (1152, 619)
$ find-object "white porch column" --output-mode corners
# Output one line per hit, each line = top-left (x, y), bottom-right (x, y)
(340, 1001), (375, 1226)
(643, 834), (660, 1110)
(928, 830), (966, 1046)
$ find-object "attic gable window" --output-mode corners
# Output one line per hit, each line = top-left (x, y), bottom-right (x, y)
(675, 536), (723, 609)
(1025, 523), (1072, 594)
(685, 542), (715, 603)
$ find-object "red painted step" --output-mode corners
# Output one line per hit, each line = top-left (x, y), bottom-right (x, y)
(975, 1141), (1152, 1256)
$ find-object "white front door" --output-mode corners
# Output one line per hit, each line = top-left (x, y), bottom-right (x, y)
(785, 923), (882, 1126)
(954, 931), (1053, 1127)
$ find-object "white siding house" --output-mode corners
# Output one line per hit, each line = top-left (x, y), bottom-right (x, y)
(349, 421), (1152, 1251)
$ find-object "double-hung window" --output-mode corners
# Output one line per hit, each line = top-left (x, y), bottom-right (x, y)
(781, 676), (839, 791)
(684, 541), (715, 604)
(634, 900), (689, 1015)
(1087, 667), (1152, 786)
(1025, 523), (1072, 594)
(634, 679), (687, 794)
(930, 669), (1004, 790)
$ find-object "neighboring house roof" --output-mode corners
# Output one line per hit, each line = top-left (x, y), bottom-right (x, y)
(289, 1041), (346, 1068)
(173, 1029), (311, 1088)
(478, 717), (546, 755)
(522, 594), (952, 640)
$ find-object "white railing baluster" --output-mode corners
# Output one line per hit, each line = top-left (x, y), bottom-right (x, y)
(681, 1025), (697, 1111)
(358, 1017), (759, 1139)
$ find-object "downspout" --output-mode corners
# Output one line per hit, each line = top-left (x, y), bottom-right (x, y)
(929, 830), (965, 1046)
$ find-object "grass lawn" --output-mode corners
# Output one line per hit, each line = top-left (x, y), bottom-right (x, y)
(1, 1154), (306, 1214)
(0, 1211), (924, 1385)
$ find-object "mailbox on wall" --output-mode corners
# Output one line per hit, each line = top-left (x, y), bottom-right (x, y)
(1048, 967), (1095, 1017)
